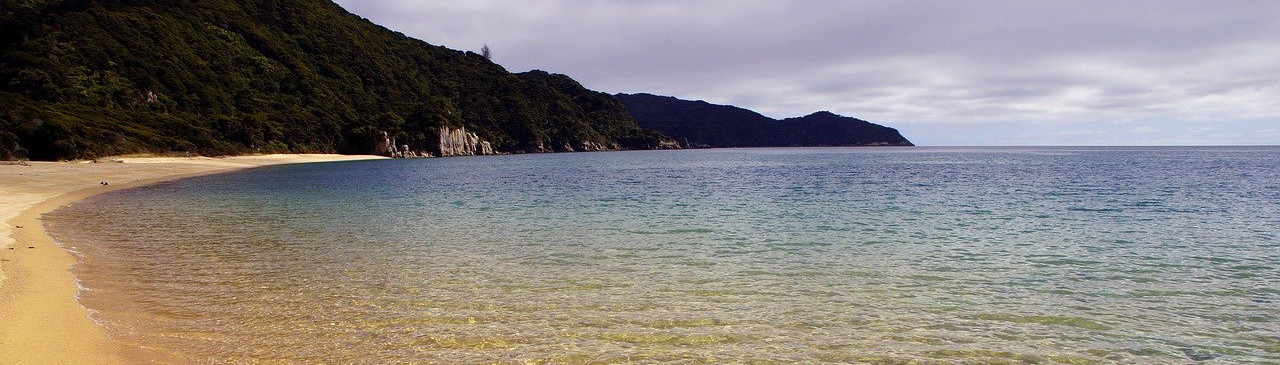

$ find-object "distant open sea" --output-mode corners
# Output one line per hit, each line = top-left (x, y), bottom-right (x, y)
(47, 147), (1280, 364)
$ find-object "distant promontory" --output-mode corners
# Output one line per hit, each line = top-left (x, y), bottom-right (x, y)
(615, 93), (913, 148)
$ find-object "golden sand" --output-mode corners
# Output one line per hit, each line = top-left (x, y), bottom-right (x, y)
(0, 154), (384, 364)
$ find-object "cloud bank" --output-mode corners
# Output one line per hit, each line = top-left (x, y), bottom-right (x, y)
(335, 0), (1280, 145)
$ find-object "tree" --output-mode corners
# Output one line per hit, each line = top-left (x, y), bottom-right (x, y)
(481, 44), (491, 61)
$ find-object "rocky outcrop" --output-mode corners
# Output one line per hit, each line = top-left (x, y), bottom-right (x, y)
(373, 131), (396, 156)
(372, 132), (434, 158)
(413, 128), (675, 156)
(370, 131), (437, 158)
(438, 127), (496, 156)
(656, 139), (682, 149)
(529, 139), (668, 153)
(396, 144), (434, 158)
(574, 140), (621, 152)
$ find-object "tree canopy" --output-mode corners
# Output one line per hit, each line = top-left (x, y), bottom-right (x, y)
(0, 0), (665, 160)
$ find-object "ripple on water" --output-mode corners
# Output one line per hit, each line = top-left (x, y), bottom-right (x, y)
(46, 147), (1280, 364)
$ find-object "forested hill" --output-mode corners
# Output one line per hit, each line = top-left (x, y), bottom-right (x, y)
(615, 93), (913, 148)
(0, 0), (668, 160)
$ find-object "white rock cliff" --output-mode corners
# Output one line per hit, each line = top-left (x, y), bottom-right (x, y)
(438, 127), (495, 156)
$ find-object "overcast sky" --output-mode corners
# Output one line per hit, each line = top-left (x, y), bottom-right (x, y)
(335, 0), (1280, 145)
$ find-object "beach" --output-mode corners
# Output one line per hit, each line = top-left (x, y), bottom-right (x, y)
(0, 154), (384, 365)
(27, 147), (1278, 364)
(3, 148), (1277, 363)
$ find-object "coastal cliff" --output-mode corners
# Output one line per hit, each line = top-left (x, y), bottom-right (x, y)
(437, 127), (493, 157)
(369, 126), (496, 158)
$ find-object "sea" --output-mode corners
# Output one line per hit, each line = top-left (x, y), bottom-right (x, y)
(45, 147), (1280, 364)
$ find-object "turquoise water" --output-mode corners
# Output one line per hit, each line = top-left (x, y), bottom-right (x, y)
(48, 147), (1280, 364)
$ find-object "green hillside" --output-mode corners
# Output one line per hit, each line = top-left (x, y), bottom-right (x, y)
(0, 0), (667, 160)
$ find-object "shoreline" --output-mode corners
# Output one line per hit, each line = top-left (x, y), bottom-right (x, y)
(0, 154), (385, 365)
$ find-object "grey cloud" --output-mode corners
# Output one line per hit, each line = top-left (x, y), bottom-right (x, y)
(335, 0), (1280, 145)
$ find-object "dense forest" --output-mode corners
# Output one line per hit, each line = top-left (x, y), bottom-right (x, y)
(615, 93), (913, 147)
(0, 0), (668, 160)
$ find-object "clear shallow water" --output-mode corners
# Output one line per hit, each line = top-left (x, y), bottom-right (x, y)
(47, 147), (1280, 364)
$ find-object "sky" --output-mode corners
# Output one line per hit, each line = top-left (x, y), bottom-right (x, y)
(334, 0), (1280, 146)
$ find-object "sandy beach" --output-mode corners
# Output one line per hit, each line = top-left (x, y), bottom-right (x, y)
(0, 154), (384, 365)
